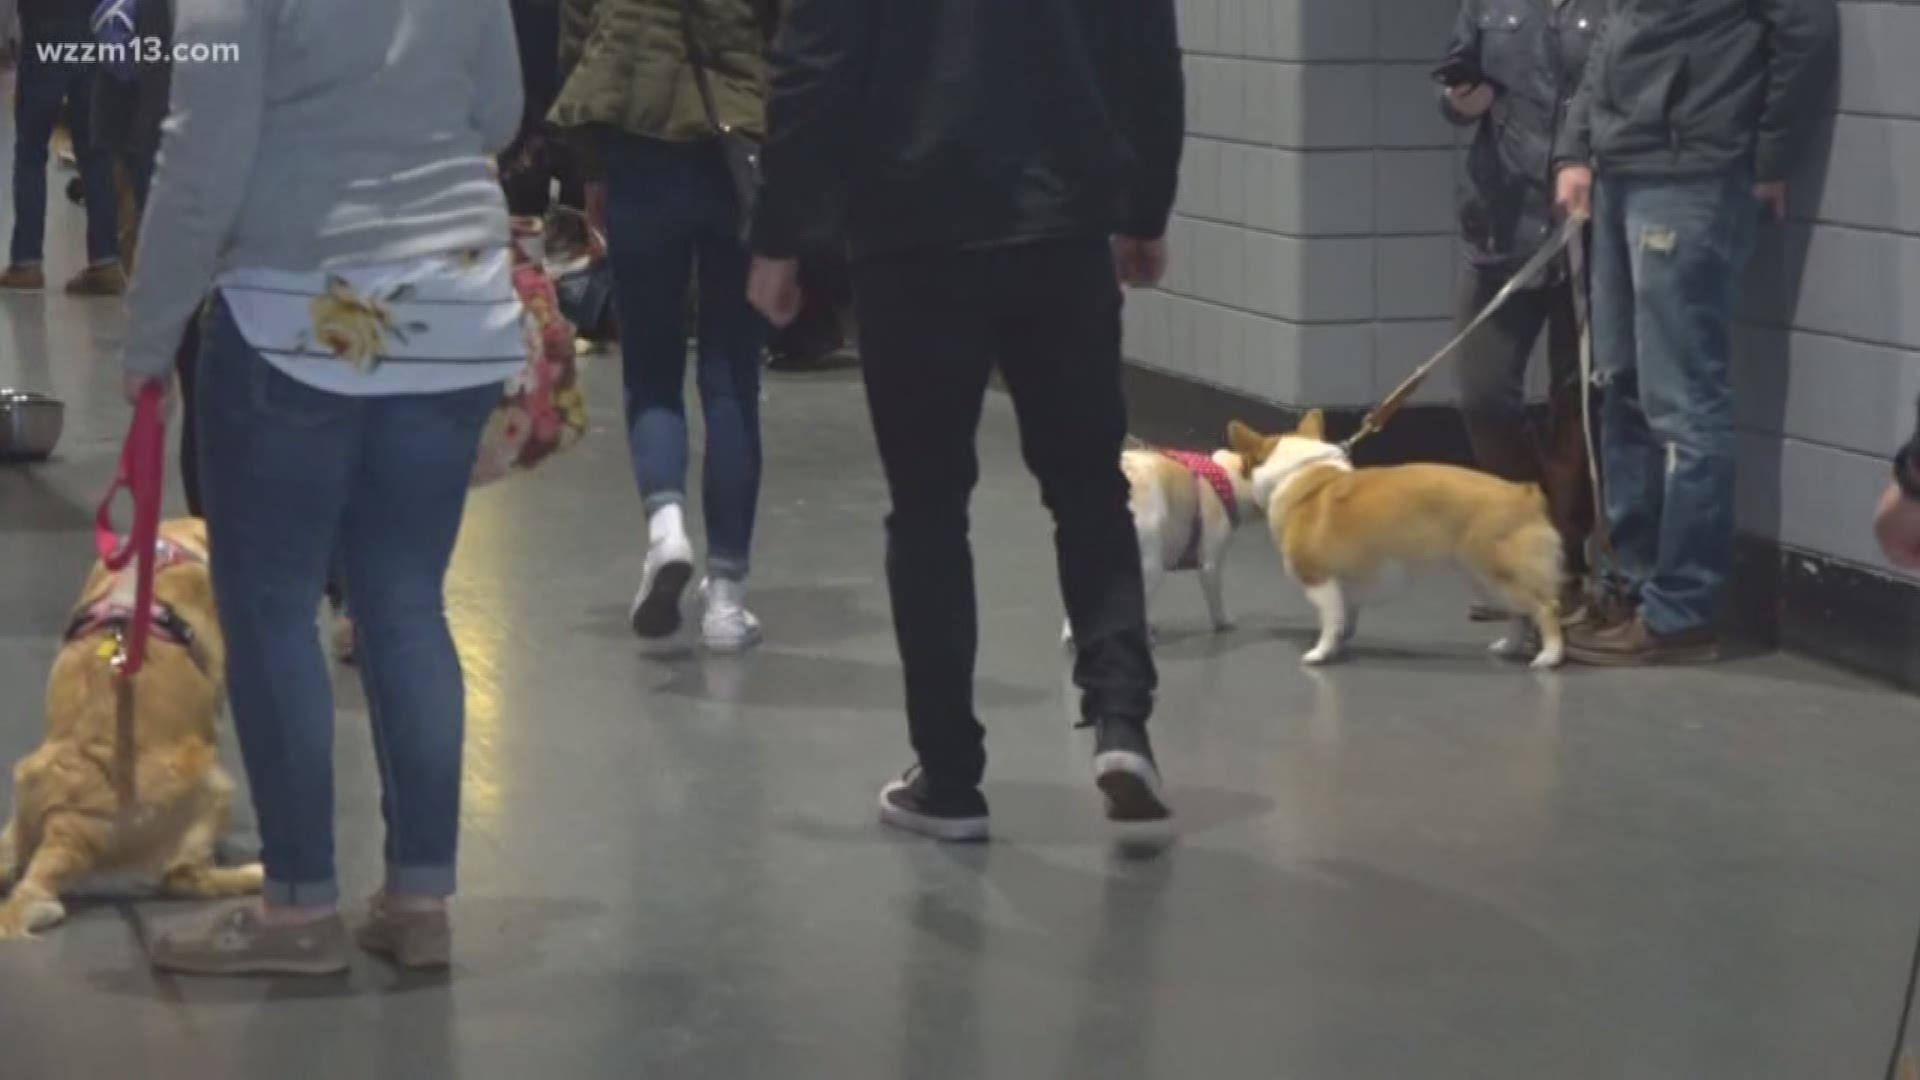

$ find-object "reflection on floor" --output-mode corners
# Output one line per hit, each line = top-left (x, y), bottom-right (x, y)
(5, 189), (1920, 1079)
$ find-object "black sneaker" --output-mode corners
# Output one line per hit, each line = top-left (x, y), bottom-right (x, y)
(1092, 719), (1171, 822)
(877, 766), (989, 842)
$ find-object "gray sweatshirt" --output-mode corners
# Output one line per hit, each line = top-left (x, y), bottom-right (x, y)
(122, 0), (524, 378)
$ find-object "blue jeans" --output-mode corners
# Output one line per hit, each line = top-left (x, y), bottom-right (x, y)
(10, 47), (117, 266)
(197, 298), (498, 906)
(1589, 168), (1758, 635)
(602, 134), (767, 579)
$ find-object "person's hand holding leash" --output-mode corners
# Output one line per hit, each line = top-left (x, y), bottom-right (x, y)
(1555, 165), (1593, 222)
(123, 373), (174, 414)
(748, 256), (804, 327)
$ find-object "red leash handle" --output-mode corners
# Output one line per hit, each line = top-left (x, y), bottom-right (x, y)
(93, 383), (167, 677)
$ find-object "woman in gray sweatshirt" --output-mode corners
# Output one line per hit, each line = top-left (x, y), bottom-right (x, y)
(122, 0), (525, 976)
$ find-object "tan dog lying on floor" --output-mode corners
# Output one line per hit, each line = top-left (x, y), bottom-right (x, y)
(1230, 414), (1565, 669)
(0, 518), (261, 938)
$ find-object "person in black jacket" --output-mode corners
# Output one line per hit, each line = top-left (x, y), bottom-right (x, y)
(1440, 0), (1603, 624)
(1552, 0), (1837, 666)
(748, 0), (1184, 839)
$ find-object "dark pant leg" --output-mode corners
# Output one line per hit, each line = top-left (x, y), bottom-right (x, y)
(1538, 276), (1594, 575)
(690, 162), (769, 578)
(991, 238), (1155, 727)
(1591, 174), (1661, 599)
(852, 252), (997, 791)
(1452, 267), (1552, 486)
(602, 135), (698, 512)
(175, 304), (204, 516)
(1620, 170), (1755, 635)
(341, 383), (497, 898)
(10, 48), (63, 265)
(60, 69), (119, 266)
(196, 298), (357, 906)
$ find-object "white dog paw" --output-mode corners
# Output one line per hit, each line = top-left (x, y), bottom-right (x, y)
(1490, 637), (1539, 661)
(1529, 649), (1565, 671)
(1301, 645), (1339, 666)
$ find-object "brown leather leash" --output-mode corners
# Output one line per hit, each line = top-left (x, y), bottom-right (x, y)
(1340, 216), (1585, 455)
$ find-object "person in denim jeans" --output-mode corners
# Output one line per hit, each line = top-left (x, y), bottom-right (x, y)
(549, 0), (774, 652)
(1553, 0), (1836, 665)
(0, 0), (124, 296)
(118, 0), (525, 975)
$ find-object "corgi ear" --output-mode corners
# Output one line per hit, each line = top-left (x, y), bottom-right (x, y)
(1226, 420), (1264, 456)
(1296, 408), (1325, 441)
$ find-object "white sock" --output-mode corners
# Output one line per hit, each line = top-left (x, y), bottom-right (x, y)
(649, 503), (686, 546)
(707, 576), (745, 607)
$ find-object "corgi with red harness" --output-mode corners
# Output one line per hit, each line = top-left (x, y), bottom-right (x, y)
(1062, 437), (1262, 647)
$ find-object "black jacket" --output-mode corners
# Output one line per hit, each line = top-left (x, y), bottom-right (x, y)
(1553, 0), (1837, 183)
(1442, 0), (1604, 275)
(750, 0), (1184, 261)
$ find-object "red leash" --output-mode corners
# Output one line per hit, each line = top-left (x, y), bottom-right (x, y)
(93, 382), (167, 677)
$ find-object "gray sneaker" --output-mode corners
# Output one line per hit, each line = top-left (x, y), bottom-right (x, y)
(149, 905), (350, 976)
(355, 896), (452, 970)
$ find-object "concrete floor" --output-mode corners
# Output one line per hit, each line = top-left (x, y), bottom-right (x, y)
(6, 187), (1920, 1079)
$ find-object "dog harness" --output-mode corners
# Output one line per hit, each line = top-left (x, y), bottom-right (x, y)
(1155, 449), (1241, 571)
(63, 537), (210, 674)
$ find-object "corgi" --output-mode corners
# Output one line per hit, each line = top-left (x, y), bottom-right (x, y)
(1229, 413), (1564, 669)
(0, 518), (262, 938)
(1062, 444), (1261, 646)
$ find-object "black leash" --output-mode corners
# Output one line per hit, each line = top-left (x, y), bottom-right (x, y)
(1886, 917), (1920, 1079)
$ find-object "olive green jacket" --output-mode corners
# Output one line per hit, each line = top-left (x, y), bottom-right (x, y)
(550, 0), (771, 142)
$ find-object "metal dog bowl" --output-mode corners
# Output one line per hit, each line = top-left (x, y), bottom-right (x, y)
(0, 388), (65, 462)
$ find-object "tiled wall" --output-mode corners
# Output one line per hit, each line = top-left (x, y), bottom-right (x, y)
(1127, 0), (1919, 577)
(1122, 0), (1465, 412)
(1736, 2), (1919, 576)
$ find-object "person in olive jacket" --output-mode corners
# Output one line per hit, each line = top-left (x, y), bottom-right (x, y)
(549, 0), (778, 652)
(1552, 0), (1836, 666)
(1439, 0), (1604, 624)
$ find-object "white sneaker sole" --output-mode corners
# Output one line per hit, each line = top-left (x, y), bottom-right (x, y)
(876, 784), (990, 843)
(630, 559), (693, 639)
(701, 625), (763, 654)
(1094, 750), (1172, 823)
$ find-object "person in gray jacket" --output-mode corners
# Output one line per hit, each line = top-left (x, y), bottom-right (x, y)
(1440, 0), (1604, 623)
(1552, 0), (1836, 665)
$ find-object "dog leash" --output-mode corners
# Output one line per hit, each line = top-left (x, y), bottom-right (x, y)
(1341, 216), (1585, 454)
(92, 382), (167, 678)
(1564, 220), (1624, 581)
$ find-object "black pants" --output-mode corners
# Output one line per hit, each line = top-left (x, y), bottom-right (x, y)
(1452, 267), (1592, 574)
(853, 236), (1155, 791)
(174, 308), (203, 515)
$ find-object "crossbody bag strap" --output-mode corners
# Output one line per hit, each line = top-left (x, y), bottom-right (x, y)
(674, 0), (728, 135)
